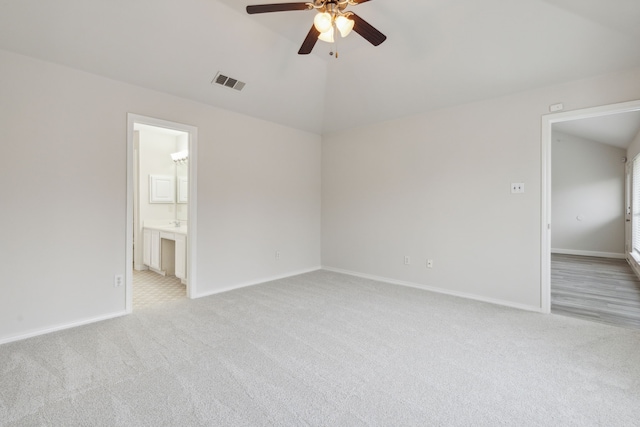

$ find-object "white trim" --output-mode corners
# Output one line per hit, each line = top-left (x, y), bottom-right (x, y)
(322, 266), (542, 313)
(0, 311), (127, 346)
(627, 253), (640, 279)
(196, 267), (322, 298)
(551, 248), (626, 259)
(541, 99), (640, 315)
(126, 114), (199, 313)
(187, 125), (198, 299)
(541, 115), (552, 314)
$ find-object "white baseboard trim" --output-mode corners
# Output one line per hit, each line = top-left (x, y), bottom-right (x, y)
(0, 310), (128, 346)
(195, 266), (323, 298)
(551, 248), (625, 259)
(626, 253), (640, 280)
(322, 266), (542, 313)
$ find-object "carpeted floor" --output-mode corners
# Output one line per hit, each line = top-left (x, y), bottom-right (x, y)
(1, 270), (640, 426)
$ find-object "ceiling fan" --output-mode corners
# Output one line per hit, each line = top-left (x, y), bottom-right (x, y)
(246, 0), (386, 56)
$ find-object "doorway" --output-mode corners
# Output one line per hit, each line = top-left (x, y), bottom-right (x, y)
(126, 114), (198, 313)
(541, 100), (640, 316)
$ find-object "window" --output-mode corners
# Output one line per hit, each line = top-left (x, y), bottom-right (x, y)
(632, 155), (640, 257)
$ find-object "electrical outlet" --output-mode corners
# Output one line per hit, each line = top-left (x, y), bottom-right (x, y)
(427, 259), (433, 268)
(404, 256), (410, 265)
(275, 251), (281, 260)
(510, 182), (525, 194)
(114, 275), (123, 288)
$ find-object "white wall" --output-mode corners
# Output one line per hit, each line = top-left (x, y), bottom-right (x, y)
(322, 67), (640, 310)
(551, 132), (625, 256)
(139, 129), (179, 226)
(0, 49), (321, 343)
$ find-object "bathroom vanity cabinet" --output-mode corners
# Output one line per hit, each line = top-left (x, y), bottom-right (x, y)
(174, 233), (186, 280)
(143, 226), (187, 283)
(143, 229), (161, 270)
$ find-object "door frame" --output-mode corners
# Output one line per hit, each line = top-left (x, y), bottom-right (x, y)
(126, 113), (198, 313)
(626, 161), (632, 256)
(540, 99), (640, 314)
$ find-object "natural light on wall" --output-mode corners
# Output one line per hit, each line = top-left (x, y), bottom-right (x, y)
(633, 155), (640, 258)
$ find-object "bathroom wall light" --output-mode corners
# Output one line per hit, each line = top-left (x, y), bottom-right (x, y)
(171, 150), (189, 163)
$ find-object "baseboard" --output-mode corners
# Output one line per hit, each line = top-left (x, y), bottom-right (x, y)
(149, 266), (165, 276)
(321, 266), (542, 313)
(195, 266), (323, 298)
(551, 248), (625, 259)
(0, 310), (128, 346)
(626, 253), (640, 280)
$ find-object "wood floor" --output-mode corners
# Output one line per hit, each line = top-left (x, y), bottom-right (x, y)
(551, 254), (640, 329)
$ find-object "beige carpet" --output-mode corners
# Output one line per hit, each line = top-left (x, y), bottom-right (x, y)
(2, 270), (640, 425)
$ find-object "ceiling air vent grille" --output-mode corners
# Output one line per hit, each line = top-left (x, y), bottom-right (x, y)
(212, 72), (246, 91)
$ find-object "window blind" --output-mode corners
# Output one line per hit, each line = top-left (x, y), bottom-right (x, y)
(633, 156), (640, 255)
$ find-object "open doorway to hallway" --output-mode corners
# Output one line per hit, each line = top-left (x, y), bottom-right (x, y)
(544, 106), (640, 328)
(126, 114), (198, 313)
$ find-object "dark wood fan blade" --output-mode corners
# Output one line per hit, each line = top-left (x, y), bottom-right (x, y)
(351, 0), (372, 3)
(246, 3), (310, 14)
(350, 13), (386, 46)
(298, 25), (320, 54)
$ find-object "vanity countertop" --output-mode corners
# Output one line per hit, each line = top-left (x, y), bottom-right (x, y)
(144, 223), (187, 235)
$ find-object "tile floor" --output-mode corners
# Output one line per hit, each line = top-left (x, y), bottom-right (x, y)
(133, 269), (186, 309)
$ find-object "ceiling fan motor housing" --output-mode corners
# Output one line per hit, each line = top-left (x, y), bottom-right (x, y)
(312, 0), (349, 13)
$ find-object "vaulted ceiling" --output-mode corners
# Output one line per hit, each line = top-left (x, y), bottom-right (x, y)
(554, 111), (640, 149)
(1, 0), (639, 135)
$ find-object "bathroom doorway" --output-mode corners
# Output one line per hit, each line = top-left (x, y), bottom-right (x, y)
(126, 114), (198, 312)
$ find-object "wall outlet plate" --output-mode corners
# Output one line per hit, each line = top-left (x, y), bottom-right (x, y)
(114, 275), (124, 287)
(511, 183), (525, 194)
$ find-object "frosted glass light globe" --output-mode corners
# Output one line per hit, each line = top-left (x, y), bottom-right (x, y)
(313, 12), (333, 33)
(318, 28), (335, 43)
(335, 15), (354, 37)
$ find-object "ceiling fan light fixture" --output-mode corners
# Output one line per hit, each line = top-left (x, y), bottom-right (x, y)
(313, 12), (333, 33)
(246, 0), (387, 55)
(335, 15), (354, 38)
(318, 27), (335, 43)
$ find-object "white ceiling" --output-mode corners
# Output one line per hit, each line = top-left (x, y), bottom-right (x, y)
(1, 0), (639, 135)
(553, 110), (640, 149)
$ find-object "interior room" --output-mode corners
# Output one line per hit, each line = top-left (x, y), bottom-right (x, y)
(132, 123), (190, 309)
(550, 112), (640, 328)
(1, 0), (640, 424)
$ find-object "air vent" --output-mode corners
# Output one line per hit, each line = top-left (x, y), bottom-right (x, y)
(212, 72), (246, 92)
